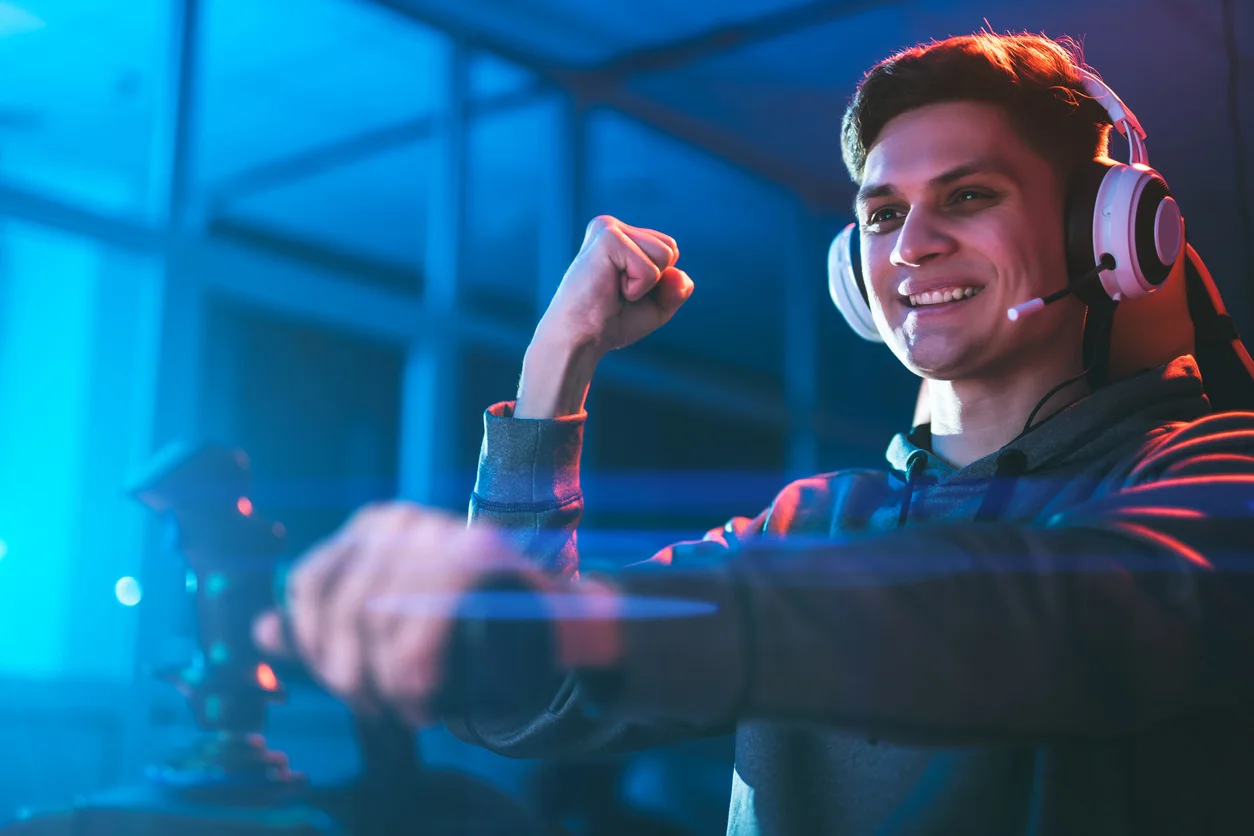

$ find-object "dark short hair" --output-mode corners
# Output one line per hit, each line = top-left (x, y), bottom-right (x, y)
(841, 32), (1113, 185)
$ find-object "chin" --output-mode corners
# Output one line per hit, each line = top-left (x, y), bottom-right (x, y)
(891, 336), (979, 382)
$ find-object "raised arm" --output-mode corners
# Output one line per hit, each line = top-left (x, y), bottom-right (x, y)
(467, 214), (693, 572)
(448, 215), (719, 756)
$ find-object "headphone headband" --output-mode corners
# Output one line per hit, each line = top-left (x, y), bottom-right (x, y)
(1078, 69), (1148, 165)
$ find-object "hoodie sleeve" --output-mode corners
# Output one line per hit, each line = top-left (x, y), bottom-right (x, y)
(584, 411), (1254, 743)
(443, 401), (756, 757)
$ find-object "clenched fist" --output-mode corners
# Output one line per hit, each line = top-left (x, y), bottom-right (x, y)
(252, 503), (622, 727)
(518, 216), (694, 418)
(539, 215), (694, 355)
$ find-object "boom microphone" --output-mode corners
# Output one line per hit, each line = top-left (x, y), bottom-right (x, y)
(1007, 253), (1117, 321)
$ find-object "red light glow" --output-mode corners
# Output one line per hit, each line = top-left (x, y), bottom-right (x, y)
(237, 497), (253, 516)
(256, 662), (278, 691)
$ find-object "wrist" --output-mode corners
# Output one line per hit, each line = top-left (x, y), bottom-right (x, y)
(516, 332), (603, 419)
(554, 576), (623, 670)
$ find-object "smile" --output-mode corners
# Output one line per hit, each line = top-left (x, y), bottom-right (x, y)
(906, 287), (983, 307)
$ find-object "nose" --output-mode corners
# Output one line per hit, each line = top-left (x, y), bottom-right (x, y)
(890, 209), (958, 268)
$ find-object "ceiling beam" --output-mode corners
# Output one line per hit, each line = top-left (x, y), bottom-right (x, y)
(591, 0), (898, 79)
(582, 84), (844, 205)
(207, 1), (867, 208)
(363, 0), (848, 205)
(209, 80), (550, 205)
(361, 0), (583, 84)
(0, 180), (165, 251)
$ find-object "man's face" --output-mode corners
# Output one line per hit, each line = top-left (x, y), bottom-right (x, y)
(857, 101), (1084, 381)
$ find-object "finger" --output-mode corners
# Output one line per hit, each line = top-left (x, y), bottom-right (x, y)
(364, 607), (450, 729)
(252, 610), (289, 656)
(287, 530), (358, 666)
(318, 510), (438, 698)
(647, 267), (695, 315)
(604, 228), (662, 302)
(360, 525), (509, 725)
(316, 537), (397, 699)
(619, 227), (675, 272)
(633, 227), (679, 264)
(287, 504), (420, 667)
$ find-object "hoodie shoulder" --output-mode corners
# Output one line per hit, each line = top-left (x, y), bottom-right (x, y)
(763, 469), (894, 536)
(1125, 409), (1254, 484)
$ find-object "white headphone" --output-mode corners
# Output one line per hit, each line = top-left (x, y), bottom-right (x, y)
(828, 70), (1186, 342)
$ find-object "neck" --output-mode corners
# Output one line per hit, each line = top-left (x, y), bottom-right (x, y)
(926, 352), (1089, 468)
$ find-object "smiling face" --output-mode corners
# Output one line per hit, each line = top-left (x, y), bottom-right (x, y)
(856, 100), (1086, 382)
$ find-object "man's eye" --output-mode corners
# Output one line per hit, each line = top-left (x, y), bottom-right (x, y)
(868, 207), (903, 225)
(951, 189), (991, 204)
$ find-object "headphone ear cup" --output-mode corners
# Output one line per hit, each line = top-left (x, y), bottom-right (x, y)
(828, 223), (883, 343)
(1074, 160), (1184, 302)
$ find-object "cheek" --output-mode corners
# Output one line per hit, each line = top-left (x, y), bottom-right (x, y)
(967, 214), (1056, 290)
(1013, 198), (1068, 280)
(862, 238), (899, 319)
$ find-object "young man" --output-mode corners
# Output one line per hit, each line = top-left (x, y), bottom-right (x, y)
(257, 33), (1254, 834)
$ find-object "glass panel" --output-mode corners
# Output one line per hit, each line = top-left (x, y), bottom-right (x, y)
(198, 0), (443, 184)
(469, 51), (536, 101)
(199, 298), (404, 558)
(582, 383), (786, 547)
(220, 138), (435, 294)
(456, 344), (527, 501)
(584, 109), (789, 390)
(0, 219), (162, 681)
(0, 0), (170, 219)
(463, 98), (557, 324)
(199, 0), (446, 294)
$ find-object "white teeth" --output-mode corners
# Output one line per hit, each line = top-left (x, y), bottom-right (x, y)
(907, 287), (982, 307)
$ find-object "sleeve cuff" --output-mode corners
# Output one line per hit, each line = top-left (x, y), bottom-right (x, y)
(473, 400), (586, 507)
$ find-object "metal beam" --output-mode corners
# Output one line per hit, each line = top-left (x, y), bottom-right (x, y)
(592, 0), (899, 79)
(399, 37), (471, 507)
(209, 81), (550, 205)
(585, 85), (843, 206)
(536, 92), (584, 317)
(364, 0), (846, 204)
(149, 0), (201, 228)
(178, 222), (884, 441)
(783, 199), (819, 478)
(362, 0), (581, 85)
(0, 180), (165, 251)
(126, 0), (205, 772)
(201, 1), (858, 217)
(0, 171), (872, 440)
(179, 232), (427, 344)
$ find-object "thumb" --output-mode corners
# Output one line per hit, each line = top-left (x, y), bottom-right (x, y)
(252, 609), (293, 658)
(647, 267), (694, 315)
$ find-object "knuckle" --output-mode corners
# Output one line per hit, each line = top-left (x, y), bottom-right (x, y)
(287, 559), (317, 602)
(586, 215), (616, 236)
(349, 500), (391, 527)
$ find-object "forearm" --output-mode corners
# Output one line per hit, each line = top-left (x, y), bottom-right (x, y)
(514, 332), (601, 419)
(592, 510), (1254, 743)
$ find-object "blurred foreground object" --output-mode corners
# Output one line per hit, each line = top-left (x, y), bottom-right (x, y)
(2, 443), (544, 836)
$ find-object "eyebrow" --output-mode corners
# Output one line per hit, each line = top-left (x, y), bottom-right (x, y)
(854, 159), (1015, 210)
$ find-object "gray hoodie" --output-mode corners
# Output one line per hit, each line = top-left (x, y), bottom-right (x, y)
(447, 354), (1254, 835)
